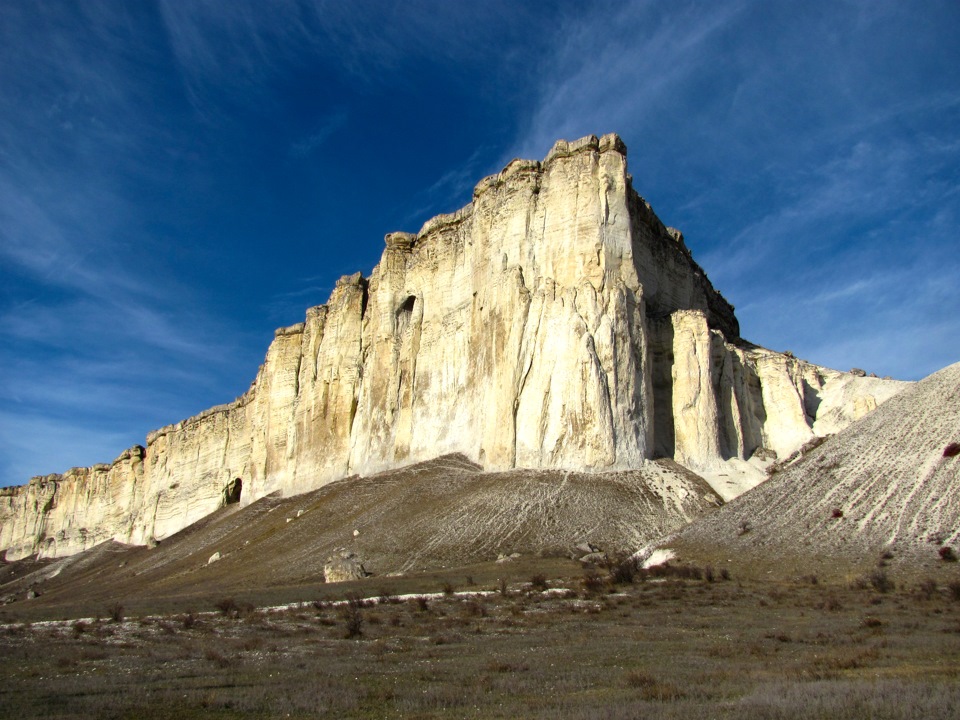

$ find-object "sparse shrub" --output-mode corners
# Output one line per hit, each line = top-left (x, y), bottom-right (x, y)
(181, 612), (197, 630)
(624, 670), (683, 701)
(203, 647), (232, 668)
(464, 575), (474, 586)
(411, 596), (430, 612)
(611, 556), (638, 585)
(862, 616), (883, 629)
(342, 595), (364, 639)
(918, 579), (938, 600)
(530, 573), (549, 591)
(215, 597), (240, 618)
(738, 520), (751, 536)
(704, 566), (715, 583)
(831, 508), (844, 518)
(107, 602), (125, 623)
(719, 568), (731, 581)
(441, 581), (456, 595)
(486, 659), (529, 673)
(683, 565), (703, 581)
(868, 570), (895, 593)
(949, 581), (960, 601)
(943, 442), (960, 458)
(818, 596), (843, 612)
(581, 569), (608, 595)
(239, 636), (263, 651)
(462, 599), (487, 618)
(939, 546), (957, 562)
(72, 620), (88, 636)
(497, 578), (509, 596)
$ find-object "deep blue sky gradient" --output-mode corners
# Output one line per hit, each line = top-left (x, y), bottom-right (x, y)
(2, 1), (959, 485)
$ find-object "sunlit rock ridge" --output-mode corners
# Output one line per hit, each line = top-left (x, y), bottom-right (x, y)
(0, 133), (907, 561)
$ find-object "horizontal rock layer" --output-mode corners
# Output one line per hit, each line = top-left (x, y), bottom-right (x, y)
(0, 133), (906, 560)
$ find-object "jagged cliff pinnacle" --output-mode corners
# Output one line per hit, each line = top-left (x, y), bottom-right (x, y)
(0, 133), (907, 561)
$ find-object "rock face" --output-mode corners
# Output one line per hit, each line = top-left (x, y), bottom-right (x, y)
(0, 133), (907, 560)
(323, 550), (368, 583)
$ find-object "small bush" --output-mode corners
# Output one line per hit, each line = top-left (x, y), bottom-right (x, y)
(719, 568), (731, 581)
(611, 557), (638, 585)
(497, 578), (509, 596)
(738, 520), (751, 536)
(683, 565), (703, 581)
(831, 508), (844, 519)
(943, 442), (960, 458)
(918, 579), (938, 600)
(203, 647), (232, 668)
(581, 570), (609, 595)
(411, 596), (430, 613)
(704, 566), (715, 583)
(181, 612), (197, 630)
(530, 573), (549, 591)
(939, 546), (957, 562)
(818, 596), (843, 612)
(948, 581), (960, 601)
(624, 670), (684, 701)
(107, 602), (125, 623)
(342, 596), (364, 639)
(462, 599), (487, 618)
(862, 616), (883, 629)
(72, 620), (88, 636)
(868, 570), (895, 593)
(441, 581), (456, 595)
(215, 597), (240, 618)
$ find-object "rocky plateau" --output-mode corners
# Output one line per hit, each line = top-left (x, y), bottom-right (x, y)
(0, 133), (908, 563)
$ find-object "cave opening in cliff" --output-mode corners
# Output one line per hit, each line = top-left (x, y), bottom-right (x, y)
(223, 478), (242, 505)
(396, 295), (416, 337)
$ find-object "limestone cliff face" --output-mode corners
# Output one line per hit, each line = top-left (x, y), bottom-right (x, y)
(0, 134), (907, 560)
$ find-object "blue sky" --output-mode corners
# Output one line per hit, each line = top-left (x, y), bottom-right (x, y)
(2, 0), (958, 486)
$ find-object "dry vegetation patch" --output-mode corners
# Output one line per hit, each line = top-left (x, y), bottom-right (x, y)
(1, 566), (960, 718)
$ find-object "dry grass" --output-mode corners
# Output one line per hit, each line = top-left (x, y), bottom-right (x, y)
(2, 567), (960, 719)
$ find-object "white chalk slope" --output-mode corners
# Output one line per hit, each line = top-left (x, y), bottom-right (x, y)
(674, 362), (960, 559)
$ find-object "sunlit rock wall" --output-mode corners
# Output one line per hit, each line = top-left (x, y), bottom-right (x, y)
(0, 134), (908, 560)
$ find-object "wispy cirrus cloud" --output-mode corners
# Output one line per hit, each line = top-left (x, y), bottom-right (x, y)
(512, 0), (960, 379)
(0, 3), (255, 483)
(290, 109), (349, 158)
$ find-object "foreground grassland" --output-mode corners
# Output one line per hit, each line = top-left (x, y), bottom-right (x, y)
(1, 566), (959, 719)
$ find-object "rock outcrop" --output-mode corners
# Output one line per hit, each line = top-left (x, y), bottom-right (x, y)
(0, 133), (907, 560)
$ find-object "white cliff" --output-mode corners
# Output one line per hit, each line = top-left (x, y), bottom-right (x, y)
(0, 133), (907, 560)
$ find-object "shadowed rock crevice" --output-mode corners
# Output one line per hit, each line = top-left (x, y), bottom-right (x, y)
(222, 478), (242, 506)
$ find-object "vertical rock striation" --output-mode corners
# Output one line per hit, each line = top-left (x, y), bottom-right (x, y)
(0, 134), (908, 560)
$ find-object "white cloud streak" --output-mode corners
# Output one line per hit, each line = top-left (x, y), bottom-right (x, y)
(513, 0), (960, 379)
